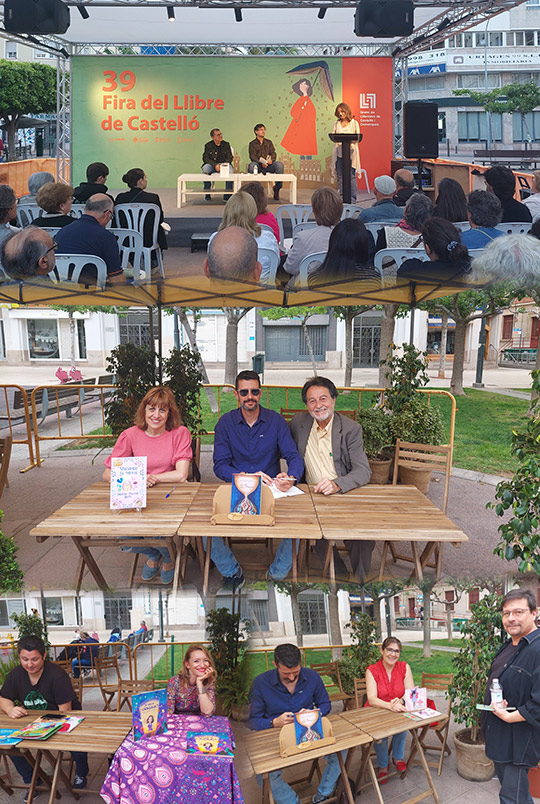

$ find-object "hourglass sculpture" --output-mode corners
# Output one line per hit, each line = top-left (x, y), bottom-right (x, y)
(230, 473), (262, 516)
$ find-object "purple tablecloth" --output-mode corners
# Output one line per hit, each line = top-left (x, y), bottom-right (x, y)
(100, 714), (244, 804)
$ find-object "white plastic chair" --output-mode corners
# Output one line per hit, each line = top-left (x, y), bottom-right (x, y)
(292, 221), (317, 238)
(363, 221), (391, 241)
(51, 254), (107, 290)
(257, 247), (280, 286)
(342, 204), (362, 220)
(358, 168), (370, 192)
(110, 228), (145, 283)
(113, 203), (165, 277)
(16, 205), (40, 227)
(452, 221), (471, 232)
(495, 222), (531, 234)
(297, 250), (327, 288)
(275, 204), (312, 251)
(70, 204), (86, 218)
(374, 247), (428, 284)
(39, 227), (60, 238)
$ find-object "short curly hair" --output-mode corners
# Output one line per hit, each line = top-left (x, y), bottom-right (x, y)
(36, 182), (73, 213)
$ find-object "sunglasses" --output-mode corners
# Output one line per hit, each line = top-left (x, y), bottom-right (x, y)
(238, 388), (261, 397)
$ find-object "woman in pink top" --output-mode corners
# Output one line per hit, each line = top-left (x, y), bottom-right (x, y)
(103, 386), (192, 584)
(241, 180), (280, 246)
(166, 644), (217, 716)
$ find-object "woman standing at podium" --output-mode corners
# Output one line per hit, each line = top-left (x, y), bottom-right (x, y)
(331, 102), (361, 204)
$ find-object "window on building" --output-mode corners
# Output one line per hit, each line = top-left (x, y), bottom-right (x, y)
(33, 49), (54, 59)
(103, 594), (132, 631)
(5, 42), (17, 60)
(526, 31), (535, 46)
(216, 595), (269, 632)
(513, 111), (540, 141)
(444, 591), (455, 612)
(43, 597), (64, 625)
(457, 73), (501, 89)
(77, 319), (87, 360)
(475, 32), (486, 47)
(27, 319), (60, 359)
(489, 32), (503, 47)
(458, 111), (502, 141)
(119, 311), (158, 348)
(512, 72), (540, 86)
(469, 588), (480, 606)
(526, 0), (540, 7)
(502, 314), (514, 340)
(448, 34), (461, 48)
(409, 75), (445, 92)
(515, 32), (525, 46)
(463, 32), (473, 48)
(0, 598), (25, 627)
(298, 591), (327, 635)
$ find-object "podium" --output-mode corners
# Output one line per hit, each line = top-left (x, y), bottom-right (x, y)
(329, 132), (363, 204)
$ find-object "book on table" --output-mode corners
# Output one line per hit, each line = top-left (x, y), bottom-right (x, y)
(0, 728), (22, 746)
(186, 731), (234, 755)
(14, 718), (66, 740)
(132, 689), (168, 741)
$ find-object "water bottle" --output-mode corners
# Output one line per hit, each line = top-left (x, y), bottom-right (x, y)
(490, 678), (503, 707)
(253, 164), (259, 175)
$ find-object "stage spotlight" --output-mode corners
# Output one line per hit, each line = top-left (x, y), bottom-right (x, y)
(77, 5), (89, 19)
(234, 7), (242, 22)
(437, 17), (451, 31)
(167, 6), (175, 21)
(318, 8), (327, 19)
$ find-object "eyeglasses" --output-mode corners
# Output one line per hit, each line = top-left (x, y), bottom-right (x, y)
(385, 648), (401, 655)
(502, 609), (530, 618)
(238, 388), (261, 397)
(42, 240), (58, 259)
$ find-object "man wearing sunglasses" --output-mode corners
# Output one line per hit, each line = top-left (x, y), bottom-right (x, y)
(0, 226), (57, 279)
(212, 370), (304, 587)
(483, 588), (540, 804)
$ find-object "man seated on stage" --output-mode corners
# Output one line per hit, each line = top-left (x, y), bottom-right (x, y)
(212, 370), (304, 586)
(359, 175), (402, 225)
(0, 227), (57, 280)
(203, 226), (262, 283)
(248, 123), (284, 202)
(55, 194), (124, 285)
(73, 161), (114, 204)
(248, 642), (341, 804)
(202, 128), (234, 202)
(289, 376), (374, 581)
(0, 635), (89, 795)
(393, 168), (416, 207)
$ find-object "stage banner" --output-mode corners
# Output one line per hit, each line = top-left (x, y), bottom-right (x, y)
(72, 56), (393, 190)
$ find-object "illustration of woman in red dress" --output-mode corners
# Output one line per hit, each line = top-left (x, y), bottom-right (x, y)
(281, 78), (318, 156)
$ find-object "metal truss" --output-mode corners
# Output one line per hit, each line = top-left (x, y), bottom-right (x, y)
(71, 42), (394, 55)
(393, 55), (408, 159)
(56, 54), (71, 183)
(54, 0), (530, 8)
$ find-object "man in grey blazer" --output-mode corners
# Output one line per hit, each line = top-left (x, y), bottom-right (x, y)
(289, 376), (374, 580)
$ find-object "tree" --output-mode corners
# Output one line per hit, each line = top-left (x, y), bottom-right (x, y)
(274, 580), (343, 649)
(259, 306), (328, 375)
(364, 580), (407, 639)
(333, 305), (373, 386)
(0, 60), (56, 160)
(454, 82), (540, 144)
(431, 577), (478, 642)
(172, 307), (218, 412)
(0, 513), (24, 594)
(224, 307), (251, 386)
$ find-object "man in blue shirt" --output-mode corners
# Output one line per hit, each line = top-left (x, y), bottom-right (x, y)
(212, 370), (304, 587)
(359, 175), (402, 225)
(248, 643), (340, 804)
(461, 189), (505, 250)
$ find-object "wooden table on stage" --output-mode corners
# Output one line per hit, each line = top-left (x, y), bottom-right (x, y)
(310, 485), (468, 583)
(177, 483), (321, 595)
(30, 482), (199, 592)
(0, 710), (132, 804)
(340, 707), (441, 804)
(242, 713), (373, 804)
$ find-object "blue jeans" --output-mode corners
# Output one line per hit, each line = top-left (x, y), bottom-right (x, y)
(494, 762), (533, 804)
(257, 752), (341, 804)
(11, 750), (89, 783)
(72, 657), (93, 678)
(248, 161), (284, 192)
(119, 536), (170, 563)
(202, 536), (297, 579)
(336, 156), (357, 204)
(202, 164), (233, 192)
(373, 731), (407, 768)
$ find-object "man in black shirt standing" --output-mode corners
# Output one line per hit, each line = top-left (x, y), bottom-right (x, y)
(201, 128), (234, 201)
(0, 635), (89, 797)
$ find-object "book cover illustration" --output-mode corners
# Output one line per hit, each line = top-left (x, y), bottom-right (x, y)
(404, 687), (428, 712)
(110, 456), (147, 510)
(0, 728), (22, 745)
(186, 731), (234, 755)
(294, 709), (323, 746)
(405, 707), (441, 721)
(15, 719), (65, 740)
(230, 473), (262, 516)
(132, 688), (167, 741)
(58, 715), (85, 733)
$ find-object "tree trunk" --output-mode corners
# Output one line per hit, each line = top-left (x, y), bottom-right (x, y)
(289, 586), (304, 648)
(327, 584), (343, 659)
(69, 312), (76, 366)
(344, 309), (354, 387)
(373, 597), (383, 640)
(301, 319), (318, 376)
(224, 309), (241, 386)
(422, 590), (432, 659)
(446, 603), (453, 642)
(378, 304), (398, 387)
(438, 312), (448, 379)
(5, 118), (18, 163)
(176, 307), (218, 412)
(450, 315), (467, 396)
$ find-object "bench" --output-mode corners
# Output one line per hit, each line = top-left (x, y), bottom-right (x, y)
(473, 149), (540, 168)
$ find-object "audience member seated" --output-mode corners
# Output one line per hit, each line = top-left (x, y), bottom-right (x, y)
(167, 645), (216, 716)
(472, 232), (540, 288)
(208, 191), (279, 283)
(432, 177), (468, 223)
(213, 370), (304, 586)
(241, 180), (280, 246)
(248, 643), (342, 804)
(71, 630), (99, 679)
(376, 192), (432, 251)
(366, 636), (415, 784)
(0, 185), (19, 249)
(32, 182), (75, 228)
(398, 217), (470, 282)
(461, 190), (504, 249)
(55, 194), (123, 285)
(0, 227), (56, 280)
(309, 218), (379, 286)
(204, 226), (262, 283)
(483, 165), (532, 224)
(0, 635), (89, 792)
(115, 167), (168, 255)
(129, 620), (148, 637)
(289, 377), (375, 581)
(393, 168), (416, 207)
(359, 175), (401, 226)
(108, 626), (122, 644)
(103, 386), (192, 585)
(284, 186), (343, 279)
(523, 170), (540, 222)
(73, 161), (113, 204)
(18, 172), (54, 205)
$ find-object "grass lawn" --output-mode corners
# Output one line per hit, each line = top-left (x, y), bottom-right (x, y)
(401, 646), (455, 677)
(409, 639), (463, 649)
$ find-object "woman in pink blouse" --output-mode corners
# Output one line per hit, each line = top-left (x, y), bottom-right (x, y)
(103, 386), (192, 584)
(167, 645), (217, 716)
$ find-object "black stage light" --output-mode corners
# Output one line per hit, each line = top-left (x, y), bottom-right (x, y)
(77, 5), (90, 20)
(234, 7), (243, 22)
(167, 6), (175, 20)
(318, 8), (327, 19)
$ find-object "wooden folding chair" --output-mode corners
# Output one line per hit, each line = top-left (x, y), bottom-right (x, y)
(408, 672), (453, 775)
(0, 435), (12, 499)
(310, 661), (354, 710)
(353, 677), (367, 709)
(94, 654), (154, 711)
(280, 408), (358, 423)
(379, 439), (453, 580)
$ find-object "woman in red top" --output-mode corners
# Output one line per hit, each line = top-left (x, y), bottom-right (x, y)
(366, 636), (414, 783)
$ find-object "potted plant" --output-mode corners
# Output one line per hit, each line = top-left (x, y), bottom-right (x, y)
(163, 345), (205, 480)
(449, 592), (505, 781)
(206, 607), (250, 721)
(0, 513), (24, 596)
(356, 409), (393, 485)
